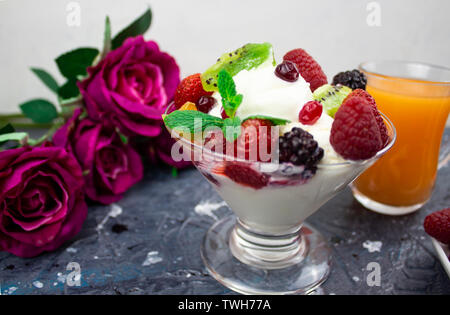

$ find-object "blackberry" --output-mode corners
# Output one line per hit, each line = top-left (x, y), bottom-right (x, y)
(332, 69), (367, 90)
(279, 127), (324, 179)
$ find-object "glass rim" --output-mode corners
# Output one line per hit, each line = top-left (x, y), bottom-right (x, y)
(164, 102), (397, 169)
(359, 60), (450, 86)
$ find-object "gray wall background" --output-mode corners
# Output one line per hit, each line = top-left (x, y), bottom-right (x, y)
(0, 0), (449, 125)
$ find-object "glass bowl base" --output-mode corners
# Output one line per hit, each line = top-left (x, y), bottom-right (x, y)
(201, 215), (332, 295)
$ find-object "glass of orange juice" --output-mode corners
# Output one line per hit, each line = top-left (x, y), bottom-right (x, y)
(352, 61), (450, 215)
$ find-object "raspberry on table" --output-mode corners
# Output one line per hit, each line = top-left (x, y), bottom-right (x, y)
(424, 208), (450, 245)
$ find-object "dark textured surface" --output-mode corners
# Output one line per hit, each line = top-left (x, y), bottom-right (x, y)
(0, 130), (449, 295)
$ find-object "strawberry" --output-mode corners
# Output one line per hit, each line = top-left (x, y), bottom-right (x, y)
(235, 119), (274, 162)
(174, 74), (213, 109)
(204, 119), (274, 162)
(203, 129), (229, 154)
(283, 48), (327, 92)
(344, 89), (389, 145)
(330, 96), (383, 160)
(424, 208), (450, 245)
(223, 162), (269, 189)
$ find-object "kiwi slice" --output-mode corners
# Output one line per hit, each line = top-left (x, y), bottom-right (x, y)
(313, 84), (352, 117)
(201, 43), (274, 92)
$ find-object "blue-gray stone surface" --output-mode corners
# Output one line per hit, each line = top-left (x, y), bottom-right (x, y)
(0, 130), (449, 295)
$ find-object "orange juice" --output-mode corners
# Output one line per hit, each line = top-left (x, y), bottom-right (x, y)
(353, 68), (450, 212)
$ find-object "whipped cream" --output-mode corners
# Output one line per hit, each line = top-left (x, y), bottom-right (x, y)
(209, 58), (346, 164)
(209, 60), (312, 122)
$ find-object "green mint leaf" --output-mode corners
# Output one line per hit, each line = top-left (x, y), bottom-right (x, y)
(163, 110), (224, 134)
(102, 16), (112, 58)
(58, 79), (80, 101)
(221, 117), (242, 142)
(218, 69), (237, 100)
(243, 115), (291, 125)
(30, 68), (59, 94)
(19, 99), (58, 124)
(55, 47), (99, 80)
(112, 8), (152, 49)
(217, 69), (243, 118)
(233, 94), (243, 107)
(221, 99), (236, 119)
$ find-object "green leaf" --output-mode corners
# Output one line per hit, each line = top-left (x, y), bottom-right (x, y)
(112, 8), (152, 49)
(218, 69), (237, 101)
(243, 115), (291, 125)
(115, 127), (128, 145)
(171, 167), (178, 178)
(19, 99), (58, 124)
(217, 69), (243, 118)
(221, 99), (235, 119)
(102, 16), (112, 58)
(58, 79), (80, 101)
(0, 123), (14, 135)
(221, 117), (242, 141)
(0, 124), (15, 146)
(55, 47), (99, 79)
(0, 132), (28, 144)
(163, 110), (224, 134)
(30, 68), (59, 94)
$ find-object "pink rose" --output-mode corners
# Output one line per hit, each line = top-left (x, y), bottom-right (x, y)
(0, 144), (87, 258)
(53, 109), (143, 204)
(78, 35), (180, 137)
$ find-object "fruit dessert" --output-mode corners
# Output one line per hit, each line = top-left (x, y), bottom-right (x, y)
(164, 43), (392, 233)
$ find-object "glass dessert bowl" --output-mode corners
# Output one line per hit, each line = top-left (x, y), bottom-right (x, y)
(163, 43), (396, 294)
(164, 102), (396, 295)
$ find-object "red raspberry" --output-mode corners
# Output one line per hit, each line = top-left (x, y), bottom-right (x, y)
(344, 89), (389, 145)
(236, 119), (273, 162)
(299, 101), (323, 125)
(223, 162), (269, 189)
(424, 208), (450, 245)
(283, 48), (327, 92)
(174, 74), (213, 109)
(330, 96), (383, 160)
